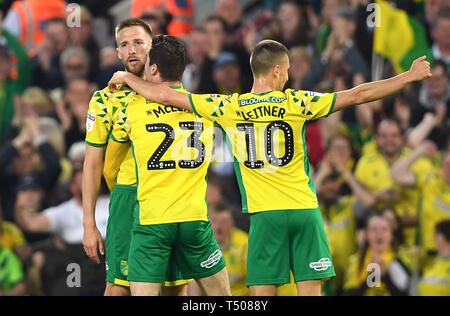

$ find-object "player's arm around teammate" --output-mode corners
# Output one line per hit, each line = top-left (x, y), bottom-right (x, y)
(108, 56), (431, 114)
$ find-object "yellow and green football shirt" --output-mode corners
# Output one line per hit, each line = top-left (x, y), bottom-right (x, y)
(85, 86), (137, 186)
(418, 256), (450, 296)
(417, 170), (450, 254)
(321, 195), (358, 292)
(221, 227), (249, 296)
(188, 89), (336, 213)
(111, 86), (214, 225)
(354, 149), (435, 247)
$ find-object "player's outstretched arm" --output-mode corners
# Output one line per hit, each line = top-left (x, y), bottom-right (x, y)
(108, 71), (192, 111)
(333, 56), (431, 113)
(103, 139), (130, 192)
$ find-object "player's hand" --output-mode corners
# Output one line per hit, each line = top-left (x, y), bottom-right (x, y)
(408, 56), (432, 82)
(83, 226), (105, 264)
(108, 71), (129, 90)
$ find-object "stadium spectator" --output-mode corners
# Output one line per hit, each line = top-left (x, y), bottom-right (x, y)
(181, 28), (208, 93)
(0, 117), (61, 224)
(303, 6), (370, 91)
(60, 47), (90, 85)
(263, 1), (310, 49)
(53, 78), (92, 151)
(418, 220), (450, 296)
(197, 15), (251, 94)
(410, 60), (450, 149)
(31, 18), (70, 90)
(0, 9), (33, 143)
(354, 119), (435, 249)
(68, 6), (100, 82)
(390, 143), (450, 267)
(343, 214), (412, 296)
(315, 136), (374, 295)
(0, 197), (30, 262)
(287, 46), (313, 91)
(212, 52), (249, 94)
(130, 0), (194, 38)
(430, 9), (450, 71)
(15, 164), (109, 296)
(3, 0), (66, 51)
(215, 0), (243, 35)
(0, 224), (26, 296)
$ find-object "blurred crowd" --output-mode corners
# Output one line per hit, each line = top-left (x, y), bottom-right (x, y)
(0, 0), (449, 296)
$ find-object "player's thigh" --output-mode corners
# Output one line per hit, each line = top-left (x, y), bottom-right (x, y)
(127, 223), (176, 283)
(288, 209), (335, 282)
(196, 267), (232, 296)
(174, 221), (226, 280)
(246, 211), (291, 286)
(130, 281), (161, 296)
(104, 282), (130, 296)
(106, 185), (136, 286)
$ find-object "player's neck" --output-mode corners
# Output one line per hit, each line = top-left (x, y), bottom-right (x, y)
(161, 80), (182, 88)
(251, 76), (276, 94)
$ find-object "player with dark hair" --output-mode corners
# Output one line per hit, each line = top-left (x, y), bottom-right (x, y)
(108, 39), (431, 296)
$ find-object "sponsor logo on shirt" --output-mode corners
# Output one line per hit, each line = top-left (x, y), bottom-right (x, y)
(309, 258), (333, 271)
(86, 113), (96, 132)
(200, 250), (223, 269)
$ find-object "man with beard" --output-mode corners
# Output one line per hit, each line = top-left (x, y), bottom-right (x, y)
(82, 18), (189, 296)
(354, 119), (435, 249)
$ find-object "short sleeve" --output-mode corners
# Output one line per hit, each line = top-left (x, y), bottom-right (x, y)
(85, 90), (112, 147)
(43, 205), (63, 235)
(110, 107), (131, 143)
(188, 93), (234, 123)
(287, 89), (337, 120)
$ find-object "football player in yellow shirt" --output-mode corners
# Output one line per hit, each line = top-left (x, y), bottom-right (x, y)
(106, 35), (230, 296)
(108, 39), (432, 296)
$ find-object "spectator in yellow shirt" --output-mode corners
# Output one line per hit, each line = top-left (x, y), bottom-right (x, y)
(354, 119), (434, 248)
(418, 220), (450, 296)
(343, 214), (412, 296)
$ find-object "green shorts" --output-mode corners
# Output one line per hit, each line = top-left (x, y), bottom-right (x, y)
(106, 185), (189, 287)
(105, 185), (136, 286)
(127, 219), (226, 283)
(246, 208), (335, 286)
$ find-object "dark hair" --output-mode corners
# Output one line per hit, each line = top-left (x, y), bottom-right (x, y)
(250, 40), (289, 77)
(149, 35), (187, 82)
(431, 8), (450, 30)
(115, 17), (153, 43)
(436, 220), (450, 242)
(376, 117), (405, 136)
(203, 15), (228, 33)
(210, 202), (232, 213)
(432, 59), (448, 77)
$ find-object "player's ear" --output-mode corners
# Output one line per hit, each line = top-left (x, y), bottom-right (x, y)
(116, 47), (122, 60)
(151, 64), (158, 76)
(273, 64), (280, 79)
